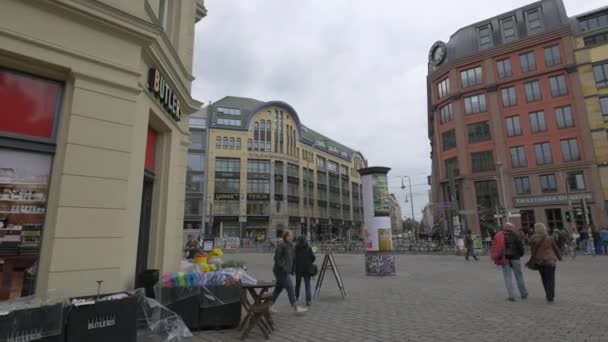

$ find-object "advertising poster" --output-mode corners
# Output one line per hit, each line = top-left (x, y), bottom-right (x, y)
(364, 226), (378, 252)
(372, 174), (390, 217)
(378, 228), (392, 251)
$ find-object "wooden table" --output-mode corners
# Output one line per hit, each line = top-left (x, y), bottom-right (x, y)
(239, 281), (275, 339)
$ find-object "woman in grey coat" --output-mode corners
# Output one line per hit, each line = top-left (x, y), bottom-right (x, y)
(271, 230), (308, 314)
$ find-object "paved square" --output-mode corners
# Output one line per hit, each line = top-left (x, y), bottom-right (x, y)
(194, 253), (608, 342)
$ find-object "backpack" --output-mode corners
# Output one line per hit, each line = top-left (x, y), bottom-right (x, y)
(491, 231), (506, 266)
(504, 230), (523, 258)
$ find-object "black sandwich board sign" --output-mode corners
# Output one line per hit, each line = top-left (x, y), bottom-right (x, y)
(314, 253), (347, 299)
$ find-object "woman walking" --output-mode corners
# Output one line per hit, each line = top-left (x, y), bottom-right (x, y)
(271, 230), (308, 314)
(294, 236), (316, 306)
(529, 223), (562, 303)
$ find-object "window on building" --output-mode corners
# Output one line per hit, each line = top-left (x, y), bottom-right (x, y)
(501, 17), (517, 42)
(529, 111), (547, 133)
(217, 118), (241, 126)
(247, 139), (253, 151)
(471, 151), (495, 173)
(475, 180), (499, 210)
(188, 152), (205, 172)
(229, 137), (235, 149)
(265, 120), (272, 151)
(526, 8), (542, 34)
(215, 158), (241, 173)
(222, 137), (228, 149)
(520, 51), (536, 73)
(601, 97), (608, 121)
(214, 178), (240, 193)
(461, 66), (483, 88)
(510, 146), (527, 168)
(501, 86), (517, 107)
(524, 80), (542, 102)
(555, 106), (574, 128)
(540, 174), (557, 193)
(497, 58), (512, 79)
(579, 11), (608, 32)
(439, 103), (453, 124)
(247, 179), (270, 194)
(478, 25), (492, 49)
(464, 94), (487, 115)
(544, 45), (562, 67)
(216, 107), (241, 115)
(190, 131), (205, 150)
(561, 138), (580, 161)
(437, 78), (450, 98)
(521, 210), (536, 229)
(549, 75), (568, 97)
(189, 117), (207, 128)
(445, 157), (459, 177)
(467, 122), (491, 143)
(185, 198), (202, 216)
(593, 62), (608, 88)
(567, 172), (586, 191)
(442, 130), (456, 151)
(215, 136), (221, 148)
(585, 31), (608, 46)
(186, 174), (204, 192)
(514, 176), (531, 195)
(317, 156), (326, 171)
(545, 208), (564, 230)
(534, 142), (552, 165)
(236, 138), (241, 150)
(506, 116), (522, 137)
(247, 159), (270, 174)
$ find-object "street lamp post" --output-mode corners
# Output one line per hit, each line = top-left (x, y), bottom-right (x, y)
(401, 176), (416, 242)
(496, 161), (508, 225)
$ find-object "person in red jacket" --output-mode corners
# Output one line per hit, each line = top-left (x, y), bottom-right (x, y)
(493, 223), (528, 302)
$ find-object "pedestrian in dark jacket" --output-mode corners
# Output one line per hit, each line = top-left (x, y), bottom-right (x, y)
(271, 230), (307, 314)
(294, 236), (316, 306)
(529, 223), (562, 303)
(464, 232), (478, 261)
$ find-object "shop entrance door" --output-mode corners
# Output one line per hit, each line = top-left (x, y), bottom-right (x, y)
(136, 175), (154, 277)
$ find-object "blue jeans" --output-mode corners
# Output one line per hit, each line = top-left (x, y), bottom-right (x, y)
(502, 259), (528, 299)
(465, 247), (478, 260)
(272, 270), (296, 306)
(585, 240), (594, 254)
(295, 274), (312, 303)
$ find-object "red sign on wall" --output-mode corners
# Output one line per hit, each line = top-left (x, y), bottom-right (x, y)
(145, 128), (157, 171)
(0, 69), (62, 139)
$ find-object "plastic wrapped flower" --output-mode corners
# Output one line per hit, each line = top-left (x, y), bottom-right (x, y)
(209, 264), (217, 272)
(210, 248), (223, 258)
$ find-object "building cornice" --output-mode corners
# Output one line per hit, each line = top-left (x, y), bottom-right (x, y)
(195, 0), (208, 22)
(430, 25), (572, 83)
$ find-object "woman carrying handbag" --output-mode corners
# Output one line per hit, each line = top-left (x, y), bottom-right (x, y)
(527, 223), (562, 303)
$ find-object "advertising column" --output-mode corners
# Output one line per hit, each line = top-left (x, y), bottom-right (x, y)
(358, 167), (395, 276)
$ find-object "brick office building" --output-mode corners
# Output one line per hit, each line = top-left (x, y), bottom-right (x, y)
(427, 0), (607, 236)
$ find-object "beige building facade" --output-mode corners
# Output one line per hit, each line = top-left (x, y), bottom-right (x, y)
(0, 0), (206, 300)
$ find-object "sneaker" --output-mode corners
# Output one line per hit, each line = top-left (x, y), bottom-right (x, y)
(306, 301), (311, 307)
(269, 306), (278, 314)
(521, 295), (528, 300)
(294, 306), (308, 314)
(507, 297), (516, 302)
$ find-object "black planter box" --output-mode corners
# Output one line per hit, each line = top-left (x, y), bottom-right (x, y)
(65, 293), (136, 342)
(0, 302), (64, 342)
(199, 285), (241, 330)
(159, 287), (200, 331)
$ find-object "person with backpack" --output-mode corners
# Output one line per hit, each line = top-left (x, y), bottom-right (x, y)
(527, 223), (562, 303)
(491, 222), (528, 302)
(294, 236), (316, 306)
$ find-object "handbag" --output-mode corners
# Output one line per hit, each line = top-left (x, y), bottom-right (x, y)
(525, 257), (539, 271)
(309, 263), (318, 277)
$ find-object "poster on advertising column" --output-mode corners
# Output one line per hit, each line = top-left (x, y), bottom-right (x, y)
(372, 174), (390, 217)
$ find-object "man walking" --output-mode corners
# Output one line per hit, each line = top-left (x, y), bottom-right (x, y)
(493, 223), (528, 302)
(600, 227), (608, 255)
(464, 231), (478, 261)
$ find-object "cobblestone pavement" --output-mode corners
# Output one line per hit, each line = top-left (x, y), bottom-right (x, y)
(193, 253), (608, 342)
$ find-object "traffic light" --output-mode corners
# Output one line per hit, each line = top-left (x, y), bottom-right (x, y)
(565, 211), (571, 222)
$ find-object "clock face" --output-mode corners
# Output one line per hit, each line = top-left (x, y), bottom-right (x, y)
(429, 41), (447, 66)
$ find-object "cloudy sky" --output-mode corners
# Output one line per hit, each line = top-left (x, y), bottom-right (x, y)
(192, 0), (604, 220)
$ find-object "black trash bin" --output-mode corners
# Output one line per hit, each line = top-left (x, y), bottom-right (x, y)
(65, 292), (137, 342)
(136, 269), (160, 299)
(159, 287), (201, 331)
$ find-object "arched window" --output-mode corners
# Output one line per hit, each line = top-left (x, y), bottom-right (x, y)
(265, 121), (271, 151)
(216, 137), (221, 148)
(248, 139), (253, 151)
(236, 138), (242, 150)
(260, 120), (266, 146)
(229, 137), (235, 149)
(254, 122), (259, 143)
(223, 137), (228, 149)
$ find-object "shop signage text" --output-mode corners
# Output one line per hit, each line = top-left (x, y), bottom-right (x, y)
(148, 68), (181, 121)
(247, 193), (270, 201)
(513, 192), (593, 207)
(215, 193), (240, 200)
